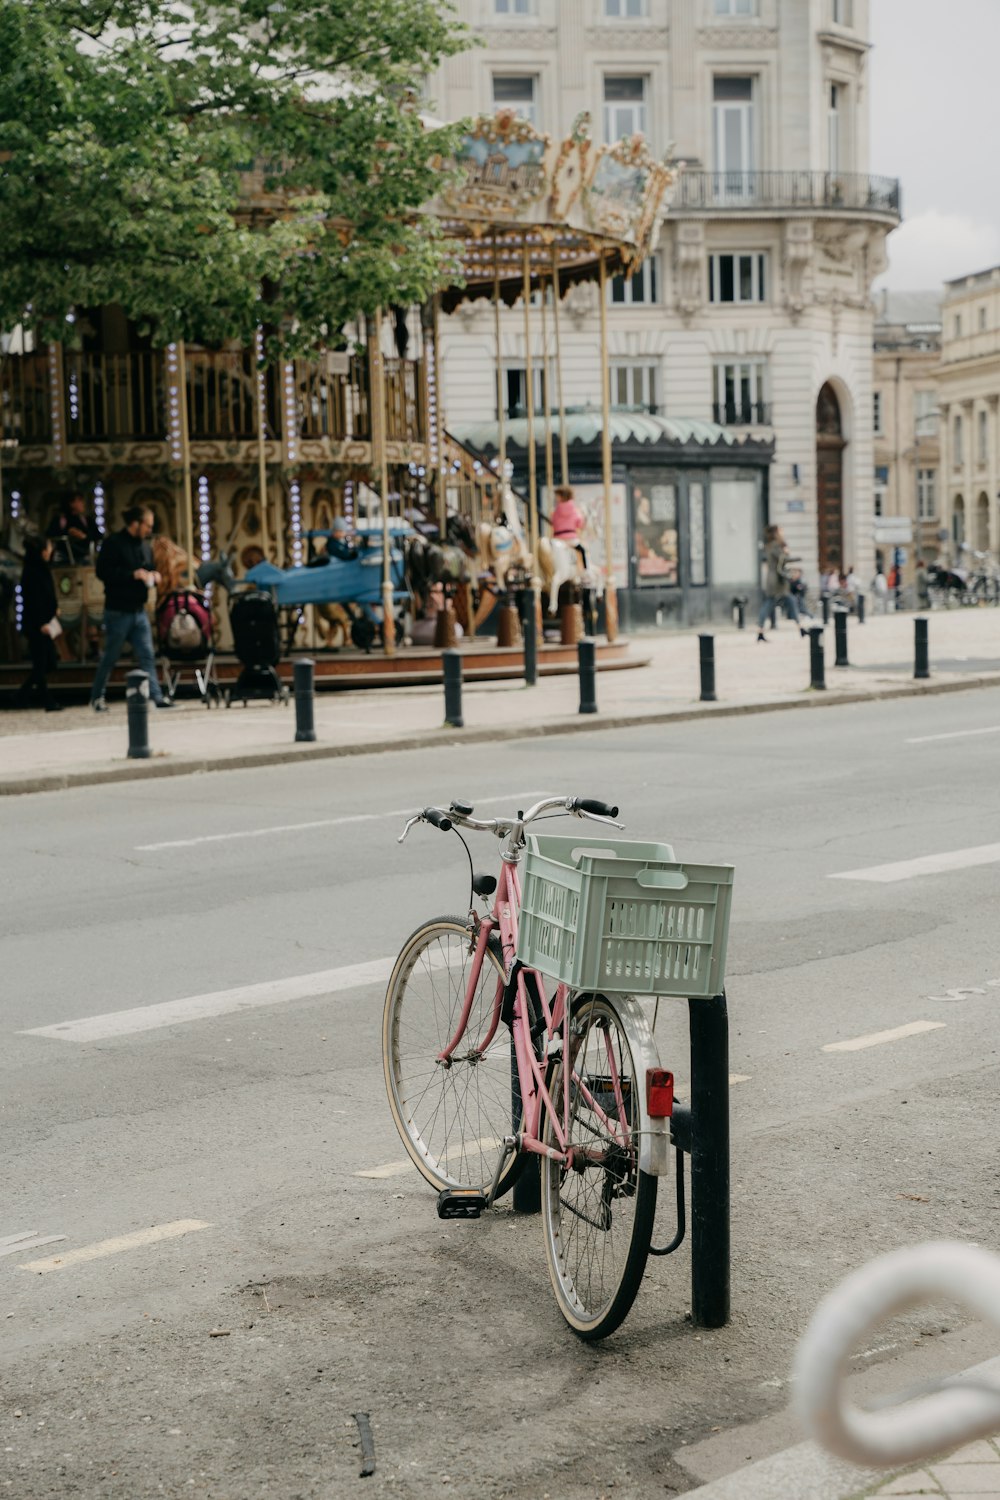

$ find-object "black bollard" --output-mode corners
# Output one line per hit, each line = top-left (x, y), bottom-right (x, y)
(834, 610), (849, 668)
(293, 657), (317, 742)
(808, 625), (826, 690)
(689, 992), (730, 1328)
(914, 616), (930, 680)
(443, 648), (464, 727)
(733, 595), (746, 631)
(578, 637), (597, 715)
(821, 592), (831, 624)
(698, 634), (717, 702)
(126, 669), (151, 760)
(521, 590), (538, 687)
(857, 592), (866, 625)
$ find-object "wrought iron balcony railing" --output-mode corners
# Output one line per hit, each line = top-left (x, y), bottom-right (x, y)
(1, 350), (425, 449)
(713, 401), (772, 428)
(675, 171), (901, 217)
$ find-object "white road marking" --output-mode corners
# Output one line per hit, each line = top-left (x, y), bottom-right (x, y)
(907, 725), (1000, 744)
(830, 843), (1000, 883)
(729, 1074), (751, 1085)
(135, 790), (550, 851)
(355, 1136), (504, 1180)
(822, 1020), (945, 1053)
(20, 957), (397, 1043)
(19, 1220), (211, 1273)
(0, 1231), (68, 1260)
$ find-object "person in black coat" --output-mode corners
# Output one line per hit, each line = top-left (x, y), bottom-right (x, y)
(47, 493), (102, 565)
(15, 534), (62, 711)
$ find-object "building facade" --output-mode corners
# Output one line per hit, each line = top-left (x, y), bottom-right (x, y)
(872, 290), (941, 570)
(937, 266), (1000, 561)
(433, 0), (899, 598)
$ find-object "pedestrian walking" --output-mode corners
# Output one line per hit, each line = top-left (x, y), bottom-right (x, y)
(89, 504), (172, 712)
(14, 534), (63, 712)
(758, 524), (807, 642)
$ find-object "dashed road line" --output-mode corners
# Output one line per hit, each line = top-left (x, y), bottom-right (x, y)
(0, 1231), (67, 1260)
(830, 843), (1000, 883)
(822, 1020), (945, 1053)
(907, 725), (1000, 744)
(18, 1220), (211, 1273)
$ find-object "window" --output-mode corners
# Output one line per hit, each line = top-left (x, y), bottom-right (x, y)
(978, 408), (988, 466)
(980, 306), (989, 332)
(708, 252), (767, 303)
(953, 314), (963, 338)
(610, 255), (659, 305)
(917, 468), (937, 519)
(828, 83), (841, 176)
(500, 365), (546, 420)
(495, 0), (535, 11)
(873, 390), (883, 434)
(603, 76), (647, 142)
(715, 0), (756, 12)
(953, 413), (964, 468)
(712, 77), (755, 193)
(610, 361), (659, 411)
(832, 0), (853, 22)
(605, 0), (647, 14)
(632, 477), (678, 587)
(713, 360), (768, 425)
(492, 75), (538, 126)
(914, 390), (938, 437)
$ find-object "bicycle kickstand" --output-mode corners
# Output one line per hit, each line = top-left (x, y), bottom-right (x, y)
(486, 1135), (520, 1208)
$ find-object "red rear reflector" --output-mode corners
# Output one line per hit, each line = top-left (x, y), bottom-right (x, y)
(646, 1068), (674, 1118)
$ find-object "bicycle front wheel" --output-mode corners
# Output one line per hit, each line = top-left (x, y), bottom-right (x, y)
(541, 994), (657, 1340)
(383, 916), (523, 1197)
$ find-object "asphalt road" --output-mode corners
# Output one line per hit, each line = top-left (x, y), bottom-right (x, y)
(3, 689), (1000, 1499)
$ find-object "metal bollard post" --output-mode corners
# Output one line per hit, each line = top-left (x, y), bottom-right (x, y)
(914, 616), (930, 680)
(809, 625), (826, 690)
(732, 595), (746, 631)
(577, 637), (597, 715)
(293, 657), (317, 742)
(857, 592), (866, 625)
(698, 633), (717, 702)
(521, 590), (538, 687)
(834, 610), (849, 668)
(821, 592), (831, 624)
(689, 992), (730, 1329)
(126, 669), (151, 759)
(443, 648), (464, 727)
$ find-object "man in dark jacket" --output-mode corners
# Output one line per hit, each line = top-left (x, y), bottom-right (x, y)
(89, 504), (171, 711)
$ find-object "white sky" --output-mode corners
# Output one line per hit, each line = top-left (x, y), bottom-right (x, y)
(870, 0), (1000, 290)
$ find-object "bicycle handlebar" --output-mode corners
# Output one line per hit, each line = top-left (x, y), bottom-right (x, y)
(794, 1240), (1000, 1469)
(571, 798), (619, 819)
(397, 794), (623, 844)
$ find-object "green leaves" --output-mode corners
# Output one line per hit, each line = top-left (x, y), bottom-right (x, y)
(0, 0), (468, 354)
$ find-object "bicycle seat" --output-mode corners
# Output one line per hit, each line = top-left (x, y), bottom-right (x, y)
(472, 872), (497, 898)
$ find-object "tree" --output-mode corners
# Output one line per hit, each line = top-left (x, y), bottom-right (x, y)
(0, 0), (469, 353)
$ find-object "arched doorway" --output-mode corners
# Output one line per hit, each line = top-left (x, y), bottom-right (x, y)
(952, 495), (965, 545)
(816, 383), (845, 572)
(976, 491), (989, 550)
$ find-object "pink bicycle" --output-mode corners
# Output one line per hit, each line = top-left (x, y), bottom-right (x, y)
(383, 793), (733, 1339)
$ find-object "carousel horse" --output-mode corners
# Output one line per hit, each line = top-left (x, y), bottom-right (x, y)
(537, 535), (588, 616)
(405, 513), (477, 618)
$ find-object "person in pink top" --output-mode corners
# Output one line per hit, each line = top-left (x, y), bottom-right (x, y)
(550, 485), (587, 564)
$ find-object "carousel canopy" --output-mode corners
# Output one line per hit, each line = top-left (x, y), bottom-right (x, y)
(432, 111), (677, 311)
(449, 410), (776, 459)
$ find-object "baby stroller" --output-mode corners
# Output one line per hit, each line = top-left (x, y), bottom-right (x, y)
(226, 588), (289, 706)
(155, 589), (222, 706)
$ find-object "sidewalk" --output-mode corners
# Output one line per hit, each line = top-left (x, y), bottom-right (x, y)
(1, 607), (999, 795)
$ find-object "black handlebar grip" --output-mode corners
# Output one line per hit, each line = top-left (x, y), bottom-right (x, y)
(423, 807), (453, 832)
(573, 798), (619, 819)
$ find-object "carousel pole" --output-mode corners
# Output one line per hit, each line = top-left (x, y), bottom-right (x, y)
(431, 294), (447, 540)
(177, 339), (196, 572)
(254, 328), (271, 562)
(550, 243), (570, 488)
(521, 245), (539, 563)
(598, 250), (619, 643)
(492, 236), (507, 515)
(539, 272), (555, 513)
(370, 307), (395, 656)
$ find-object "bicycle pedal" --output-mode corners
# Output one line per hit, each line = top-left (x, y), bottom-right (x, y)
(436, 1188), (488, 1221)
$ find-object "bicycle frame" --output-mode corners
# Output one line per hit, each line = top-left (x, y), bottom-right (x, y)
(433, 855), (639, 1175)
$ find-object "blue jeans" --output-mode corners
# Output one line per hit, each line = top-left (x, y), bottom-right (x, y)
(758, 592), (801, 629)
(90, 609), (164, 704)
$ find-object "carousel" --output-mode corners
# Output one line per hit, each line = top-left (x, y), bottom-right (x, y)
(0, 111), (676, 697)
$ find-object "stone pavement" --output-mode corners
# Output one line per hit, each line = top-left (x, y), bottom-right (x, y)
(865, 1437), (1000, 1497)
(1, 606), (1000, 794)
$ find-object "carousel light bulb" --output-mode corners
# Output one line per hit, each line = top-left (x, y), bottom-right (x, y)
(14, 583), (23, 631)
(93, 482), (106, 531)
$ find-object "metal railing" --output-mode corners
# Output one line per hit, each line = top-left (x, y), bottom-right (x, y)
(1, 352), (50, 444)
(674, 171), (901, 216)
(713, 401), (772, 427)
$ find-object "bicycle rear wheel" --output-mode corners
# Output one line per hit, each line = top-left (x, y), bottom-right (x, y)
(541, 994), (657, 1340)
(383, 916), (525, 1197)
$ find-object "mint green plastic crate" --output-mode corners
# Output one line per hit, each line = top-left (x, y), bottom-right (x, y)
(516, 834), (734, 999)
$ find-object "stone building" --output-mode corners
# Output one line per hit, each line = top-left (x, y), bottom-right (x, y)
(872, 289), (941, 571)
(432, 0), (900, 606)
(937, 265), (1000, 560)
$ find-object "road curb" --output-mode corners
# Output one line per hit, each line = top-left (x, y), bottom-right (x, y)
(3, 671), (1000, 796)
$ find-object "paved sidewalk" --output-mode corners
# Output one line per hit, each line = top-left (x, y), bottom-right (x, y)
(865, 1436), (1000, 1497)
(1, 607), (999, 795)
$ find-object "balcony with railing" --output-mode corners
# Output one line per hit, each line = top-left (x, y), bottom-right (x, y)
(1, 349), (426, 451)
(674, 172), (901, 219)
(713, 401), (772, 428)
